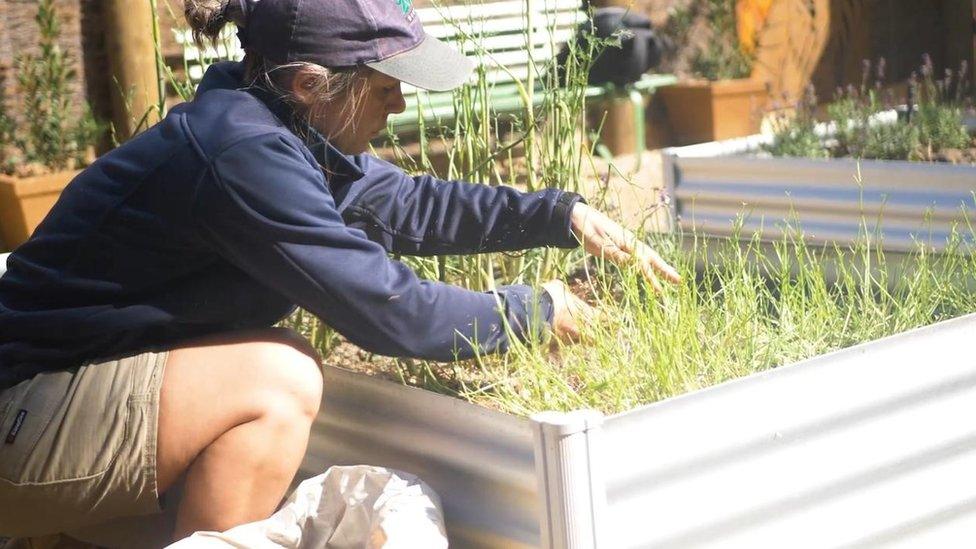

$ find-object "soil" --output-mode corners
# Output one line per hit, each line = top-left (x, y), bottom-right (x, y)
(930, 145), (976, 165)
(2, 161), (56, 178)
(0, 148), (92, 178)
(320, 264), (613, 389)
(825, 139), (976, 165)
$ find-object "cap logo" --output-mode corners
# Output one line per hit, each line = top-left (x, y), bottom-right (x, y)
(393, 0), (412, 16)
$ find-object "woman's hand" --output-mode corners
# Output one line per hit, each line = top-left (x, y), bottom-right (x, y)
(542, 280), (596, 344)
(569, 202), (681, 292)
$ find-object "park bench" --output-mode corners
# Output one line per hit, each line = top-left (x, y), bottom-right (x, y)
(175, 0), (676, 154)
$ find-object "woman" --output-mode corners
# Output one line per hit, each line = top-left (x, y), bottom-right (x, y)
(0, 0), (679, 543)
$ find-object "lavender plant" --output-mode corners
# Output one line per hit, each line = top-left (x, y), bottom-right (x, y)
(767, 56), (974, 163)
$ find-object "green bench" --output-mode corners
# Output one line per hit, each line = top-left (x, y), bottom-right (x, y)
(175, 0), (676, 153)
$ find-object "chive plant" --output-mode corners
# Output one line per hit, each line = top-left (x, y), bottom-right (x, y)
(420, 220), (976, 416)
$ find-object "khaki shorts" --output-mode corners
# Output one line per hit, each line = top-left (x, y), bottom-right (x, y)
(0, 351), (168, 538)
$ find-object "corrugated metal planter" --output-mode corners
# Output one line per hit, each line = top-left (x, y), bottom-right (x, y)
(663, 135), (976, 254)
(3, 256), (976, 545)
(296, 313), (976, 548)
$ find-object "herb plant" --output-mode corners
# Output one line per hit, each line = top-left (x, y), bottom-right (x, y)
(766, 57), (974, 163)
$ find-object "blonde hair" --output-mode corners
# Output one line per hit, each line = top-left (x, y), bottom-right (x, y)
(183, 0), (371, 140)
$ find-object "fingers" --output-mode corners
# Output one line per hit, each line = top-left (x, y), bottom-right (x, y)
(542, 279), (597, 345)
(590, 240), (678, 292)
(575, 207), (682, 292)
(555, 299), (595, 345)
(636, 244), (682, 284)
(641, 262), (664, 293)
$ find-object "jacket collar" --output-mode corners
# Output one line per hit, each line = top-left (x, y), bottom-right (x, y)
(199, 62), (365, 182)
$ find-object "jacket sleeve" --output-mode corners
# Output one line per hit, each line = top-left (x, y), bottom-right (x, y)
(191, 133), (552, 361)
(330, 153), (584, 256)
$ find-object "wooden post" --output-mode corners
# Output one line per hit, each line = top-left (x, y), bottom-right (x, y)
(942, 0), (976, 89)
(589, 0), (640, 157)
(102, 0), (161, 140)
(594, 91), (639, 156)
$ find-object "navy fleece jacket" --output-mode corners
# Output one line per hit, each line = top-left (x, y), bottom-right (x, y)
(0, 62), (583, 389)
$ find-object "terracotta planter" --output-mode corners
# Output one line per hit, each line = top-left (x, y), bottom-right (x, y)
(0, 170), (80, 251)
(658, 78), (767, 145)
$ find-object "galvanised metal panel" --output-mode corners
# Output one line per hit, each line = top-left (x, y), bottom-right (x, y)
(670, 154), (976, 253)
(300, 366), (539, 549)
(603, 313), (976, 548)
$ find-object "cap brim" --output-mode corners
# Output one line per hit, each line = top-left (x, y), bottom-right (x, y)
(366, 34), (474, 92)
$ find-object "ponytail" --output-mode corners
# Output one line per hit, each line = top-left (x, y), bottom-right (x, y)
(184, 0), (249, 49)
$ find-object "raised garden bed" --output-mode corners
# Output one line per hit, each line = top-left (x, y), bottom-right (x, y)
(664, 132), (976, 255)
(271, 200), (976, 547)
(265, 112), (976, 545)
(297, 313), (976, 548)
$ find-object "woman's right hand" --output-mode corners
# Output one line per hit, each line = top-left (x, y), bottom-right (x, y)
(542, 280), (596, 344)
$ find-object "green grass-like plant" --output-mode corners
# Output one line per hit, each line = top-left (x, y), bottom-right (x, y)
(285, 213), (976, 416)
(458, 222), (976, 415)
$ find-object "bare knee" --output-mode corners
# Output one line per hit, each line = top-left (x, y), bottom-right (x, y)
(250, 338), (324, 420)
(158, 329), (324, 492)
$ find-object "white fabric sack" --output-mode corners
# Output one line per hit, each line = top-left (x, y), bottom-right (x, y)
(166, 465), (448, 549)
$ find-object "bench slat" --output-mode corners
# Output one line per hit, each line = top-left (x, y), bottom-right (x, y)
(416, 0), (582, 24)
(424, 11), (585, 39)
(449, 30), (572, 54)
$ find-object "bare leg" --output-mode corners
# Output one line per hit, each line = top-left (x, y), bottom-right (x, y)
(155, 328), (324, 540)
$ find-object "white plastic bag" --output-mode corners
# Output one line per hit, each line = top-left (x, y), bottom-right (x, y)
(166, 465), (448, 549)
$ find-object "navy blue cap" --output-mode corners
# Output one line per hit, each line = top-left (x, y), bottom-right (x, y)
(239, 0), (474, 91)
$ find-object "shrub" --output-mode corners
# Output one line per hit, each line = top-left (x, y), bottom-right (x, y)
(0, 0), (103, 176)
(691, 0), (754, 80)
(662, 0), (755, 81)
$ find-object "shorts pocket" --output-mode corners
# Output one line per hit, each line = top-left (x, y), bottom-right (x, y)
(0, 364), (131, 485)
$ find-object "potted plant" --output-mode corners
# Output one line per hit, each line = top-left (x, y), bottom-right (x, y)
(0, 0), (103, 251)
(657, 0), (770, 145)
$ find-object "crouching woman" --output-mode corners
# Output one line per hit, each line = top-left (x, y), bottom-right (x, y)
(0, 0), (679, 543)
